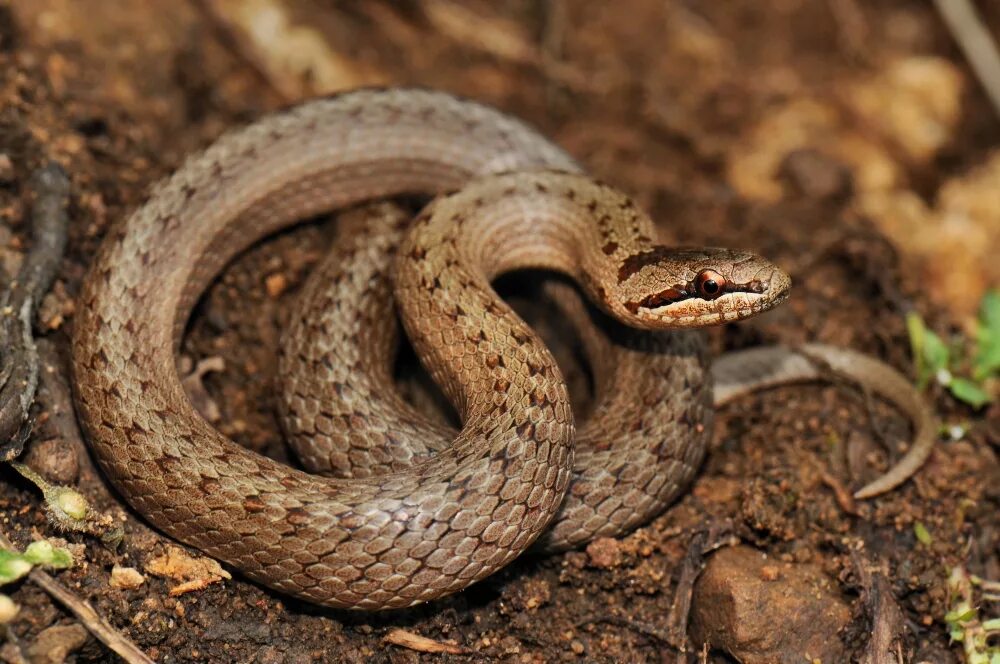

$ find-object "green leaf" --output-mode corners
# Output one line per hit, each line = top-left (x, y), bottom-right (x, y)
(924, 329), (950, 374)
(981, 289), (1000, 330)
(946, 606), (977, 623)
(975, 289), (1000, 380)
(907, 312), (930, 387)
(0, 550), (33, 584)
(907, 312), (950, 389)
(949, 377), (993, 409)
(914, 521), (933, 546)
(23, 541), (72, 569)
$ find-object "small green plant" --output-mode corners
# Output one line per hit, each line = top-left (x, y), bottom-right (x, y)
(0, 539), (74, 625)
(946, 566), (1000, 663)
(913, 521), (933, 546)
(907, 289), (999, 409)
(10, 462), (92, 528)
(0, 540), (73, 584)
(9, 463), (122, 546)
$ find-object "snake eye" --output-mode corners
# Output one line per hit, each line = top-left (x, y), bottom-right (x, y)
(694, 270), (726, 300)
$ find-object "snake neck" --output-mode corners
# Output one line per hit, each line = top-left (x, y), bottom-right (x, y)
(392, 172), (664, 345)
(390, 171), (658, 423)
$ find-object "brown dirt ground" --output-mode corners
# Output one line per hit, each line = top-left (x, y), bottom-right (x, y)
(0, 0), (998, 662)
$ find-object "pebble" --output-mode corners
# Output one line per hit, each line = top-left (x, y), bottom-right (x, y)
(24, 437), (79, 485)
(26, 624), (88, 664)
(110, 565), (146, 590)
(585, 537), (622, 569)
(690, 545), (851, 664)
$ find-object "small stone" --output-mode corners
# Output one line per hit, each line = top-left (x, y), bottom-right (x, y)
(690, 545), (851, 664)
(569, 640), (585, 656)
(0, 595), (19, 623)
(110, 565), (146, 589)
(585, 537), (622, 569)
(145, 545), (230, 596)
(26, 624), (88, 664)
(507, 577), (550, 611)
(38, 281), (75, 331)
(264, 272), (288, 298)
(24, 437), (79, 485)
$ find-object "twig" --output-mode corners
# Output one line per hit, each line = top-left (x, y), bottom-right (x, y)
(933, 0), (1000, 119)
(383, 628), (469, 655)
(817, 466), (859, 515)
(664, 524), (738, 663)
(0, 163), (70, 460)
(0, 529), (153, 664)
(851, 552), (910, 664)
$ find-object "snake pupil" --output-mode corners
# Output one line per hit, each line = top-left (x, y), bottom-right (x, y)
(695, 269), (726, 300)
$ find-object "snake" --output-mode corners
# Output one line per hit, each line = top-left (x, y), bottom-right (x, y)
(70, 88), (936, 610)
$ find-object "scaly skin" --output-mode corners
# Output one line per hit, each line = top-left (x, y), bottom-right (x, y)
(71, 88), (929, 611)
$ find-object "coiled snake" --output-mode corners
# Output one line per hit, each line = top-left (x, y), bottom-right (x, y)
(71, 89), (935, 610)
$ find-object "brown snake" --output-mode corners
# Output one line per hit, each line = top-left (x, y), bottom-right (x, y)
(71, 89), (936, 610)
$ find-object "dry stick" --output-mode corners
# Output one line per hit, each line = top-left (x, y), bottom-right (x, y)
(0, 528), (154, 664)
(851, 552), (909, 664)
(934, 0), (1000, 119)
(0, 164), (70, 459)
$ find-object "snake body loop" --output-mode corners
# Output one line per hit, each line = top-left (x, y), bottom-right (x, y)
(278, 201), (714, 552)
(71, 89), (930, 610)
(74, 90), (589, 609)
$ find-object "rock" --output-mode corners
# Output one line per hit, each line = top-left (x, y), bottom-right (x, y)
(23, 437), (79, 485)
(264, 272), (288, 298)
(26, 624), (88, 664)
(690, 545), (852, 664)
(145, 545), (231, 596)
(585, 537), (622, 569)
(0, 595), (18, 623)
(109, 565), (146, 590)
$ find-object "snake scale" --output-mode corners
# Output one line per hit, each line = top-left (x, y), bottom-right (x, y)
(71, 89), (935, 610)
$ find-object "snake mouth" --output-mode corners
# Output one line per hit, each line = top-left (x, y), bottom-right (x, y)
(625, 278), (771, 314)
(623, 268), (792, 327)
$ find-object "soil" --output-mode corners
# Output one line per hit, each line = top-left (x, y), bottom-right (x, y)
(0, 1), (998, 662)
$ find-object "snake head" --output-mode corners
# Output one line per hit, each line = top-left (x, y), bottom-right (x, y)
(606, 246), (792, 329)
